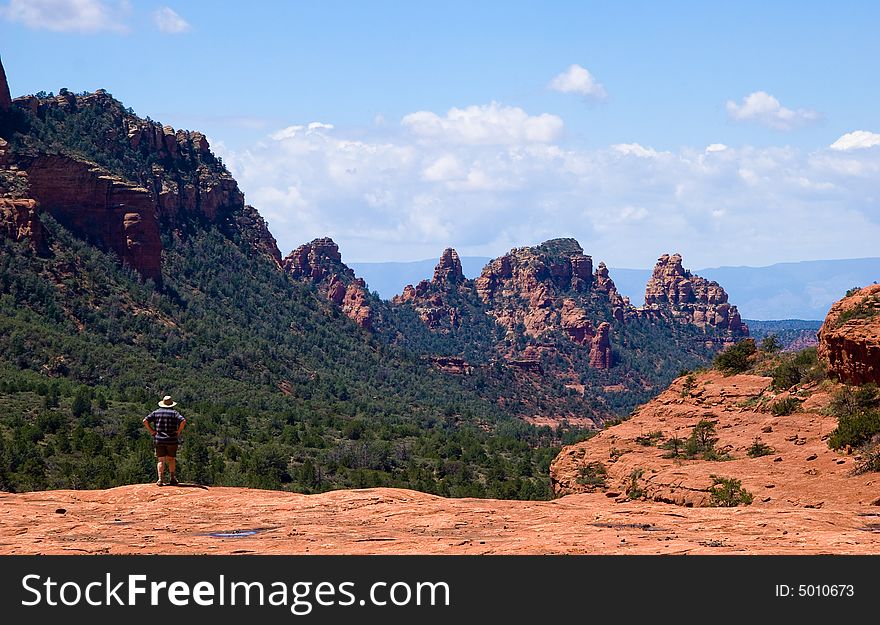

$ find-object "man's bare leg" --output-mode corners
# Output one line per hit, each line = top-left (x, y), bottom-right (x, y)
(157, 457), (165, 484)
(167, 457), (177, 484)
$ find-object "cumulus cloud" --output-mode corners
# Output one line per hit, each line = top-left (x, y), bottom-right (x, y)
(402, 102), (563, 145)
(548, 64), (607, 99)
(1, 0), (128, 32)
(726, 91), (820, 130)
(153, 6), (190, 34)
(830, 130), (880, 151)
(216, 102), (880, 271)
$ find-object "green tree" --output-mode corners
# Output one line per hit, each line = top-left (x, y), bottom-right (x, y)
(71, 386), (92, 418)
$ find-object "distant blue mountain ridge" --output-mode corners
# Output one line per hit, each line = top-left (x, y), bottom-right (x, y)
(351, 256), (880, 321)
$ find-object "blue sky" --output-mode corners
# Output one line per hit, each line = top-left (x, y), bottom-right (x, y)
(2, 1), (880, 267)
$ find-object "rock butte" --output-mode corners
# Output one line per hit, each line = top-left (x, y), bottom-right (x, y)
(283, 237), (375, 330)
(818, 283), (880, 385)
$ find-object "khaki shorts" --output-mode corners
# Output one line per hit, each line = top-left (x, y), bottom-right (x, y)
(155, 443), (178, 458)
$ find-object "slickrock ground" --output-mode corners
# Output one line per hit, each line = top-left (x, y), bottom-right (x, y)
(0, 482), (878, 555)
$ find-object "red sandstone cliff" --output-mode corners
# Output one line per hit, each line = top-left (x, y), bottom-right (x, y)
(0, 80), (282, 280)
(642, 253), (747, 336)
(817, 284), (880, 385)
(26, 155), (163, 282)
(283, 238), (375, 330)
(0, 198), (47, 254)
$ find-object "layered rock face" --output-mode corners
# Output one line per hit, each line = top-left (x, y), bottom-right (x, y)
(283, 238), (375, 330)
(817, 284), (880, 385)
(26, 155), (162, 281)
(474, 239), (619, 368)
(589, 322), (613, 369)
(433, 247), (464, 286)
(0, 198), (47, 254)
(0, 56), (10, 112)
(0, 84), (282, 280)
(643, 253), (747, 336)
(392, 247), (468, 331)
(238, 204), (282, 266)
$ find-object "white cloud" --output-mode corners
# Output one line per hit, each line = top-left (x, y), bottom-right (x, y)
(612, 143), (665, 158)
(705, 143), (728, 153)
(548, 64), (607, 99)
(1, 0), (128, 32)
(270, 122), (334, 141)
(216, 102), (880, 271)
(726, 91), (820, 130)
(153, 6), (190, 34)
(830, 130), (880, 151)
(402, 102), (563, 145)
(422, 154), (464, 182)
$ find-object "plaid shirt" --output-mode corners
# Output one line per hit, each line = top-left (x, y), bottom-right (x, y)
(144, 408), (186, 444)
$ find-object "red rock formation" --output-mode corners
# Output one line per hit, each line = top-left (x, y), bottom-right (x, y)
(433, 247), (464, 285)
(342, 278), (374, 331)
(550, 369), (873, 512)
(283, 238), (374, 330)
(560, 298), (594, 345)
(0, 55), (11, 112)
(26, 155), (162, 282)
(0, 198), (47, 254)
(238, 204), (282, 267)
(429, 356), (472, 375)
(589, 322), (613, 369)
(392, 248), (471, 331)
(472, 240), (620, 364)
(593, 261), (626, 309)
(284, 237), (349, 282)
(817, 284), (880, 385)
(643, 253), (747, 336)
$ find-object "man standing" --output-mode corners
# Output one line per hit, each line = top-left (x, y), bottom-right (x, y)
(143, 395), (186, 486)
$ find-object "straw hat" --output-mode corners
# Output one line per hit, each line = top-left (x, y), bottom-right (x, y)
(158, 395), (178, 408)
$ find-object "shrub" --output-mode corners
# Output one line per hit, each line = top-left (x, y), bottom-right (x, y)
(770, 347), (824, 389)
(626, 468), (646, 500)
(714, 339), (757, 374)
(660, 436), (684, 459)
(760, 334), (782, 354)
(680, 373), (697, 397)
(828, 384), (879, 419)
(827, 384), (880, 450)
(708, 475), (753, 507)
(771, 396), (800, 416)
(835, 294), (879, 327)
(634, 430), (664, 447)
(771, 361), (802, 390)
(828, 412), (880, 450)
(854, 447), (880, 474)
(576, 461), (608, 489)
(746, 437), (774, 458)
(683, 420), (728, 460)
